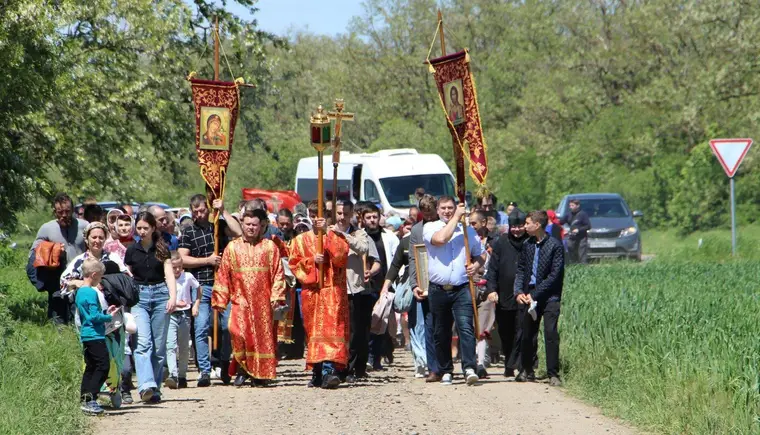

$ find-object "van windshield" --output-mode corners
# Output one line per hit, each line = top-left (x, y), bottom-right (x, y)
(379, 174), (455, 207)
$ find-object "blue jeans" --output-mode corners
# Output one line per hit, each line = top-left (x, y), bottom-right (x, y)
(194, 285), (231, 374)
(407, 298), (428, 371)
(428, 283), (476, 375)
(167, 310), (191, 378)
(132, 283), (170, 394)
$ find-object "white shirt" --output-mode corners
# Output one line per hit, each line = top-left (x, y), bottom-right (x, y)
(423, 220), (483, 286)
(175, 272), (199, 311)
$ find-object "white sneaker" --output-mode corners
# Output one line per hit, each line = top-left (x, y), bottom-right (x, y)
(465, 368), (479, 386)
(414, 366), (426, 378)
(441, 373), (453, 385)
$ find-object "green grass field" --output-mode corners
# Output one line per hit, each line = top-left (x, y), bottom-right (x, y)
(0, 243), (88, 435)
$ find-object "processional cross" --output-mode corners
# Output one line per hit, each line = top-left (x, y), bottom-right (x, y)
(327, 99), (355, 222)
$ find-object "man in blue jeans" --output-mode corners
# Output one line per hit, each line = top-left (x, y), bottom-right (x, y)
(408, 194), (441, 382)
(423, 196), (486, 386)
(178, 194), (242, 387)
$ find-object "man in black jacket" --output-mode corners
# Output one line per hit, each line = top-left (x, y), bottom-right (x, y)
(514, 210), (565, 386)
(561, 199), (591, 264)
(485, 209), (529, 377)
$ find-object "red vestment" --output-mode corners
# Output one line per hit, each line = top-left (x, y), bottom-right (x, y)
(212, 237), (286, 380)
(288, 230), (349, 369)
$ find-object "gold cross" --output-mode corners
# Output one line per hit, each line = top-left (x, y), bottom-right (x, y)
(327, 99), (355, 163)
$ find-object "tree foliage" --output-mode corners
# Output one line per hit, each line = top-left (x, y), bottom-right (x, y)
(3, 0), (760, 234)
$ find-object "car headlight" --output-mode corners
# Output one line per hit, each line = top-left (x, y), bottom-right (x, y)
(619, 226), (638, 237)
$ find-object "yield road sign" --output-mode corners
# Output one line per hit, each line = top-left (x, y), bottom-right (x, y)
(709, 138), (753, 178)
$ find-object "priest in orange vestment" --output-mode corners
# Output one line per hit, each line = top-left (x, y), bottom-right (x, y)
(212, 209), (287, 386)
(289, 216), (350, 389)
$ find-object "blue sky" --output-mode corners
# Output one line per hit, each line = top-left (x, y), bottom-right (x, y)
(228, 0), (365, 36)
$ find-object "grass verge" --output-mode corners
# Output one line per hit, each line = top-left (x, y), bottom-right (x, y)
(561, 261), (760, 433)
(0, 244), (88, 435)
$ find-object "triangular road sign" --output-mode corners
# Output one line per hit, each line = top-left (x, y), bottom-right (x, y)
(709, 138), (753, 178)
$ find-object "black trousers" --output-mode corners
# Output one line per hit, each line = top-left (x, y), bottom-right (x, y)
(567, 238), (588, 264)
(521, 299), (560, 378)
(48, 290), (74, 325)
(495, 307), (522, 371)
(347, 293), (376, 376)
(81, 340), (110, 401)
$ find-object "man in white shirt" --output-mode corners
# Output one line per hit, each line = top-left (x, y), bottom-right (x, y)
(423, 196), (486, 386)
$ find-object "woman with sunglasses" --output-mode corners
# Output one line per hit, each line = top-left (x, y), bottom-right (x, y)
(124, 212), (177, 404)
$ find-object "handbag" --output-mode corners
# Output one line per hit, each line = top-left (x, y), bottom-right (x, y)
(392, 279), (413, 313)
(33, 241), (65, 268)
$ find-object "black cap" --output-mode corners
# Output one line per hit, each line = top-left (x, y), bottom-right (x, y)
(508, 208), (526, 226)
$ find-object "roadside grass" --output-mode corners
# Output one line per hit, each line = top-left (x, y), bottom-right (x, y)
(561, 261), (760, 434)
(641, 225), (760, 261)
(0, 244), (88, 435)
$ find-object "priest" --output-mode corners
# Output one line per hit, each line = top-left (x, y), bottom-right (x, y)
(212, 208), (287, 387)
(289, 214), (350, 389)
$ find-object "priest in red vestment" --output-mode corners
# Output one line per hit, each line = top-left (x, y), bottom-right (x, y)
(289, 216), (350, 389)
(212, 208), (287, 387)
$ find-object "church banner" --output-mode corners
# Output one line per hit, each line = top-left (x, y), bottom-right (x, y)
(190, 79), (240, 214)
(428, 50), (489, 193)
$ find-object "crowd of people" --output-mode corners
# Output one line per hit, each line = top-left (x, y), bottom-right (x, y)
(26, 190), (591, 416)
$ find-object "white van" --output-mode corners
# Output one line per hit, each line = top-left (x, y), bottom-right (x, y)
(295, 149), (456, 217)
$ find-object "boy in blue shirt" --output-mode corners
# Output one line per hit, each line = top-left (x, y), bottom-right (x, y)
(75, 258), (118, 415)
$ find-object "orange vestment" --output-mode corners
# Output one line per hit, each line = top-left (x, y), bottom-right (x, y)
(288, 230), (350, 370)
(212, 237), (286, 380)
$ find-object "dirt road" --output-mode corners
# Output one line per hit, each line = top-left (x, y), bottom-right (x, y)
(96, 352), (634, 435)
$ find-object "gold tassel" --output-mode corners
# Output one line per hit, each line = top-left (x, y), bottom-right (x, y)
(464, 50), (470, 64)
(428, 64), (436, 74)
(234, 77), (245, 85)
(186, 71), (197, 81)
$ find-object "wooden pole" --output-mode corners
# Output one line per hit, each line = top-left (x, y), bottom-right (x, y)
(212, 15), (220, 350)
(214, 16), (220, 81)
(317, 151), (325, 288)
(332, 162), (339, 224)
(439, 9), (480, 338)
(438, 9), (446, 56)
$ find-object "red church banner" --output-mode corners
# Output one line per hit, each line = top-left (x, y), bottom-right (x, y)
(428, 50), (489, 197)
(190, 79), (240, 217)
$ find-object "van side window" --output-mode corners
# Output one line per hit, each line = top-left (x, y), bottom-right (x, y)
(364, 180), (380, 202)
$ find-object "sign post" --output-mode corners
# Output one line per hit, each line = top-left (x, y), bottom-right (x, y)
(709, 138), (753, 256)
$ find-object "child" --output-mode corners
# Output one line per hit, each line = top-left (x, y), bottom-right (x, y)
(75, 258), (118, 415)
(165, 252), (200, 389)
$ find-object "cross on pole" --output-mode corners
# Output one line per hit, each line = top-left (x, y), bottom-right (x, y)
(269, 195), (283, 213)
(327, 99), (355, 221)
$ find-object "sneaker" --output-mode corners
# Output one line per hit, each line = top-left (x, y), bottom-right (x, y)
(149, 390), (161, 404)
(515, 371), (536, 382)
(321, 374), (341, 390)
(307, 373), (323, 388)
(465, 368), (479, 386)
(503, 368), (515, 378)
(477, 365), (489, 379)
(441, 373), (453, 385)
(549, 376), (563, 387)
(234, 374), (249, 387)
(139, 389), (154, 403)
(121, 391), (133, 405)
(165, 376), (179, 390)
(197, 373), (211, 387)
(81, 400), (105, 415)
(178, 377), (188, 389)
(414, 366), (426, 379)
(425, 373), (442, 383)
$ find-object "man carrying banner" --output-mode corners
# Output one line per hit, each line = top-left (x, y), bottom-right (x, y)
(212, 208), (287, 387)
(288, 212), (350, 389)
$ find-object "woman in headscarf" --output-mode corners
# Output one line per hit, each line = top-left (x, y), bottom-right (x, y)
(104, 213), (135, 262)
(60, 221), (131, 408)
(546, 210), (564, 241)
